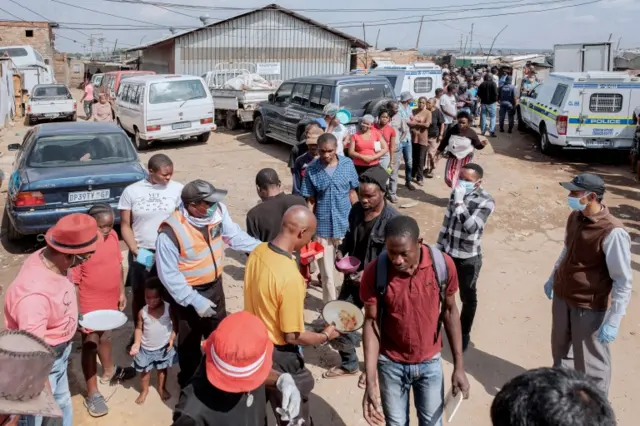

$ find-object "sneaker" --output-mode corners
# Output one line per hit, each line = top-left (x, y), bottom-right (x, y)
(499, 128), (504, 133)
(387, 194), (398, 204)
(462, 334), (471, 352)
(490, 133), (497, 138)
(415, 180), (424, 187)
(84, 392), (109, 418)
(508, 129), (513, 134)
(405, 182), (416, 191)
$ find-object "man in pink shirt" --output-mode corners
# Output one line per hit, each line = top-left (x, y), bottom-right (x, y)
(4, 213), (102, 426)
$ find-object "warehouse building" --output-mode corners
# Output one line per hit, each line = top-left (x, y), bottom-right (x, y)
(125, 3), (368, 80)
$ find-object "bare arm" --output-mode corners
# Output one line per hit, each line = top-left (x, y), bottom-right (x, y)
(129, 310), (144, 355)
(443, 293), (470, 398)
(119, 210), (138, 255)
(168, 306), (178, 348)
(349, 189), (358, 205)
(306, 197), (316, 213)
(284, 324), (339, 346)
(363, 304), (380, 387)
(264, 369), (283, 388)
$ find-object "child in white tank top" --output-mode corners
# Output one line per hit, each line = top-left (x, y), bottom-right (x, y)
(129, 278), (177, 404)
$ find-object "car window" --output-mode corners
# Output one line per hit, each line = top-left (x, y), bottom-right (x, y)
(149, 79), (207, 104)
(338, 83), (393, 111)
(291, 84), (311, 107)
(138, 87), (145, 105)
(28, 132), (137, 167)
(309, 85), (333, 111)
(550, 84), (568, 107)
(106, 76), (115, 91)
(119, 84), (130, 102)
(530, 84), (543, 99)
(589, 93), (623, 113)
(32, 86), (70, 98)
(381, 75), (398, 89)
(274, 83), (294, 104)
(414, 77), (433, 94)
(130, 85), (140, 104)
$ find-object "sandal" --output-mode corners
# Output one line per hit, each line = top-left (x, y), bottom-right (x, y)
(84, 392), (109, 417)
(100, 366), (136, 385)
(322, 366), (359, 379)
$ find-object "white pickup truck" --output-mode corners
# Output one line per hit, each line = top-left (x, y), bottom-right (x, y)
(26, 84), (77, 125)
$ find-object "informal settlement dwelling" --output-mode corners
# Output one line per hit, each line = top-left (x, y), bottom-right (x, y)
(125, 3), (368, 80)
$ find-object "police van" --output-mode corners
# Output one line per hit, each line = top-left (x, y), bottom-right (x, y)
(518, 72), (640, 154)
(366, 62), (444, 101)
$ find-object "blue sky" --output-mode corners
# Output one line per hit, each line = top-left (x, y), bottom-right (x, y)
(2, 0), (639, 53)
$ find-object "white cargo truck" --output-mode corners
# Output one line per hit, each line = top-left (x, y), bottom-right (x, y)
(553, 43), (614, 73)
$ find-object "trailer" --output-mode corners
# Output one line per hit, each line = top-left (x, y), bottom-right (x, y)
(553, 42), (614, 73)
(202, 63), (280, 130)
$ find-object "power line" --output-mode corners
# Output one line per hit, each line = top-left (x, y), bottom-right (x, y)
(0, 6), (24, 21)
(50, 0), (167, 28)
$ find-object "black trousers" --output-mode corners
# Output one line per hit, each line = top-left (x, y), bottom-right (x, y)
(333, 279), (364, 372)
(126, 251), (158, 336)
(266, 345), (314, 426)
(175, 277), (228, 388)
(453, 255), (483, 336)
(411, 144), (428, 182)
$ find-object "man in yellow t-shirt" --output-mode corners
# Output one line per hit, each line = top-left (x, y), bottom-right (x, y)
(244, 205), (339, 425)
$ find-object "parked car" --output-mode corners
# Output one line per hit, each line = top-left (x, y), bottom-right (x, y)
(26, 84), (76, 125)
(91, 73), (104, 101)
(100, 70), (156, 116)
(253, 74), (396, 145)
(114, 74), (216, 150)
(3, 122), (146, 241)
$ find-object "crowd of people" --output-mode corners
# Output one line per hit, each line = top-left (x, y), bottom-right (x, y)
(0, 78), (631, 426)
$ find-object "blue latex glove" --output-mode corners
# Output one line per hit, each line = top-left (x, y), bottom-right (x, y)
(598, 323), (618, 344)
(136, 248), (155, 269)
(544, 279), (553, 300)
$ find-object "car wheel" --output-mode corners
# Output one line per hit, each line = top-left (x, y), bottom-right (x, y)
(539, 126), (556, 156)
(517, 107), (527, 131)
(134, 128), (149, 151)
(2, 207), (22, 242)
(198, 132), (211, 143)
(253, 115), (269, 144)
(70, 113), (77, 122)
(225, 111), (239, 130)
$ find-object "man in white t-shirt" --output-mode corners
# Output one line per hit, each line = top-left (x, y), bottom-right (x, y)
(440, 85), (458, 127)
(118, 153), (183, 348)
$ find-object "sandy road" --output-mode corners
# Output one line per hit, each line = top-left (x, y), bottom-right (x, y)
(0, 95), (639, 425)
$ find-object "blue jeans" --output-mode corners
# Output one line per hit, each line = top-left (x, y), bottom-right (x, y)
(480, 104), (497, 135)
(378, 353), (444, 426)
(389, 140), (413, 196)
(21, 344), (73, 426)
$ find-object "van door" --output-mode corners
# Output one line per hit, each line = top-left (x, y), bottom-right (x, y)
(577, 85), (633, 147)
(264, 82), (294, 141)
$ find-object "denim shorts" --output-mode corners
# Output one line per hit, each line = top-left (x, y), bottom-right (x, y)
(132, 346), (178, 372)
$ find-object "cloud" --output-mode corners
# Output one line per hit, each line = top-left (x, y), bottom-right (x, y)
(568, 14), (599, 23)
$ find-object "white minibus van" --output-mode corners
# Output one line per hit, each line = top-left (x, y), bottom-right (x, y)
(0, 46), (55, 94)
(114, 74), (216, 150)
(367, 62), (444, 101)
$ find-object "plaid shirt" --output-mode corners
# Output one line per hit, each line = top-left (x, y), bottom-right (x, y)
(301, 156), (359, 239)
(437, 187), (495, 259)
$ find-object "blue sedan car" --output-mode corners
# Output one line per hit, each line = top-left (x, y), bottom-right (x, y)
(3, 122), (146, 240)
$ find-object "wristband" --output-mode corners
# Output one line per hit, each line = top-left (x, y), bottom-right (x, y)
(321, 331), (330, 342)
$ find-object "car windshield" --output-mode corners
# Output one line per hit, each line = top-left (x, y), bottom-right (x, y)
(28, 132), (137, 168)
(32, 86), (70, 98)
(149, 80), (207, 104)
(338, 83), (393, 111)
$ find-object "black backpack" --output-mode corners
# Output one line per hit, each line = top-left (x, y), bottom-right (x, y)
(375, 244), (449, 344)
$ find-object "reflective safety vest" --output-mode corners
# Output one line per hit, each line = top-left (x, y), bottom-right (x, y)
(161, 210), (224, 286)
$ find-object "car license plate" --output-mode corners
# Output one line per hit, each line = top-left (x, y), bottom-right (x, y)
(172, 122), (191, 130)
(68, 189), (110, 203)
(45, 113), (59, 118)
(586, 140), (612, 148)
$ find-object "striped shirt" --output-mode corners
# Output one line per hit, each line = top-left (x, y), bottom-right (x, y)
(436, 187), (495, 259)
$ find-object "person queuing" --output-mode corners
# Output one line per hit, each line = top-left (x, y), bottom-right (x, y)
(292, 127), (323, 197)
(387, 100), (412, 202)
(301, 133), (359, 302)
(546, 173), (632, 396)
(361, 216), (470, 426)
(398, 93), (416, 191)
(323, 166), (399, 387)
(437, 111), (487, 188)
(349, 114), (389, 176)
(498, 76), (517, 134)
(408, 97), (432, 187)
(0, 330), (67, 426)
(287, 118), (327, 185)
(91, 93), (113, 122)
(73, 204), (135, 417)
(436, 164), (495, 351)
(440, 85), (458, 132)
(81, 78), (94, 120)
(156, 179), (261, 388)
(244, 206), (341, 425)
(374, 109), (396, 172)
(424, 97), (446, 179)
(490, 368), (616, 426)
(324, 103), (351, 156)
(478, 73), (499, 138)
(172, 312), (302, 426)
(4, 213), (101, 426)
(246, 168), (305, 242)
(119, 154), (183, 350)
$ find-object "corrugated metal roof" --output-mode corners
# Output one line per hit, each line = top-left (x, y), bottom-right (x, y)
(125, 3), (368, 52)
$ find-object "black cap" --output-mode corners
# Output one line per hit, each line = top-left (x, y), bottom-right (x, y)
(360, 165), (390, 190)
(181, 179), (228, 204)
(560, 173), (605, 195)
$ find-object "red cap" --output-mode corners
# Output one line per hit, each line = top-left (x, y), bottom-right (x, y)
(45, 213), (102, 254)
(204, 311), (273, 393)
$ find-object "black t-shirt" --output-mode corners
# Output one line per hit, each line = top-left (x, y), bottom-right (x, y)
(288, 141), (309, 169)
(352, 218), (376, 270)
(428, 109), (445, 138)
(246, 193), (306, 242)
(172, 364), (266, 426)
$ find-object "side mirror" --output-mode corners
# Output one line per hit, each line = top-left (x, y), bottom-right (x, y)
(8, 144), (20, 151)
(268, 94), (275, 103)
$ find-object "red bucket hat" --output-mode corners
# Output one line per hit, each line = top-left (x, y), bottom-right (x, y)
(204, 311), (273, 393)
(45, 213), (102, 255)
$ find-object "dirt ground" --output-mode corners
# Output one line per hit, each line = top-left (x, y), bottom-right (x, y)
(0, 91), (639, 425)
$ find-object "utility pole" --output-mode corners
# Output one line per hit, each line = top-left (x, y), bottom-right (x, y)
(459, 34), (463, 53)
(362, 23), (368, 69)
(616, 37), (622, 51)
(375, 29), (380, 50)
(415, 15), (424, 50)
(469, 23), (474, 56)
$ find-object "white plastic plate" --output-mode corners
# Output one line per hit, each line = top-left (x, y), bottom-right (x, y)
(322, 300), (364, 333)
(80, 310), (127, 331)
(444, 387), (463, 423)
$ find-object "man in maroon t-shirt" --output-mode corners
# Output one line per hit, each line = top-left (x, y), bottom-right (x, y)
(360, 215), (470, 426)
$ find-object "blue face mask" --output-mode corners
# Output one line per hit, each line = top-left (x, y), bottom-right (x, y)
(567, 196), (587, 211)
(459, 180), (477, 194)
(206, 203), (217, 217)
